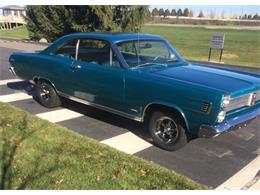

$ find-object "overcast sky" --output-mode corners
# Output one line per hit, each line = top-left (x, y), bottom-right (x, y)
(0, 5), (259, 17)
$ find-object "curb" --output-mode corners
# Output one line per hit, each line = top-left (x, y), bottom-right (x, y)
(0, 37), (50, 46)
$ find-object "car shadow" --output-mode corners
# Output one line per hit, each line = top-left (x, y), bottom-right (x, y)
(60, 97), (152, 142)
(6, 81), (36, 97)
(6, 81), (152, 143)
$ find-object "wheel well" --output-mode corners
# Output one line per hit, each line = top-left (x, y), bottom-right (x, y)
(144, 104), (188, 131)
(33, 77), (57, 92)
(33, 77), (39, 84)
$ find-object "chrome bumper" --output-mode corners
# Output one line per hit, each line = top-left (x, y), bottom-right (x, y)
(199, 108), (260, 138)
(9, 66), (17, 77)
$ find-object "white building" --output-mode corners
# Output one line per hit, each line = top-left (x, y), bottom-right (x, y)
(0, 5), (26, 29)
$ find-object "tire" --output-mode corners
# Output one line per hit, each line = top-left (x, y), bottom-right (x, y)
(36, 80), (61, 108)
(149, 111), (188, 151)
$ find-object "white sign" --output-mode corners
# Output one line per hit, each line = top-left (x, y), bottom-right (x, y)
(211, 34), (225, 49)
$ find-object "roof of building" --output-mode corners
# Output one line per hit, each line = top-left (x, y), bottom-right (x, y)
(1, 5), (25, 10)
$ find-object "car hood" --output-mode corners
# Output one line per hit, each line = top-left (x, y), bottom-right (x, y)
(149, 64), (260, 94)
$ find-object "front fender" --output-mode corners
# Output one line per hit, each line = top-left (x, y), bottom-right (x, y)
(142, 101), (190, 131)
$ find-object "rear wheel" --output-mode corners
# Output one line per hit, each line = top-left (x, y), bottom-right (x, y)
(149, 111), (187, 151)
(36, 80), (61, 108)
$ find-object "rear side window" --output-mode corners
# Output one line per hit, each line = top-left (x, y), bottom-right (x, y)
(53, 39), (77, 59)
(77, 39), (121, 68)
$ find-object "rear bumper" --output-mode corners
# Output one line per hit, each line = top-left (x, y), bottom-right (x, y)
(199, 107), (260, 138)
(9, 66), (17, 77)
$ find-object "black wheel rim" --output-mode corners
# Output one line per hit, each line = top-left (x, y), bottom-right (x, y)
(39, 84), (51, 101)
(154, 116), (178, 144)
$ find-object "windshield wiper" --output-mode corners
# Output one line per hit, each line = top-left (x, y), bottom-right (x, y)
(135, 63), (167, 68)
(167, 59), (179, 63)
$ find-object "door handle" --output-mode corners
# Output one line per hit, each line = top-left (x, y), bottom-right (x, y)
(70, 65), (81, 70)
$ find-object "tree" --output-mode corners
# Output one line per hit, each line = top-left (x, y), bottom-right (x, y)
(247, 14), (252, 19)
(198, 10), (205, 18)
(177, 9), (182, 16)
(26, 5), (149, 42)
(189, 10), (194, 17)
(209, 10), (215, 19)
(158, 8), (164, 16)
(243, 14), (247, 19)
(183, 8), (189, 17)
(152, 8), (159, 16)
(253, 13), (259, 20)
(164, 9), (170, 18)
(221, 11), (225, 19)
(171, 9), (176, 16)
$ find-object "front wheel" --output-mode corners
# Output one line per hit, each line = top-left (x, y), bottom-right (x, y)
(149, 111), (188, 151)
(36, 80), (61, 108)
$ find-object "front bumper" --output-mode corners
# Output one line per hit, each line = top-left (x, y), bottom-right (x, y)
(9, 66), (17, 77)
(199, 108), (260, 138)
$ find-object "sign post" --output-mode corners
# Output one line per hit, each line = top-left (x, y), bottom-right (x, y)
(208, 34), (225, 63)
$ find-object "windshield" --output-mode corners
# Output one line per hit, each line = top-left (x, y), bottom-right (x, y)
(116, 40), (180, 68)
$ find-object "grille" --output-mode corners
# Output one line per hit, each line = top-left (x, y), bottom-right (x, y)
(226, 91), (259, 112)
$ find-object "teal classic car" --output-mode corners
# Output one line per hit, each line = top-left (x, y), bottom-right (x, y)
(9, 33), (260, 150)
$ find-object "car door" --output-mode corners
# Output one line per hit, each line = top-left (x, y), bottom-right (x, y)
(70, 38), (125, 112)
(47, 39), (80, 96)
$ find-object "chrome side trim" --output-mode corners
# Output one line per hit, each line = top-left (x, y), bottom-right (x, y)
(199, 107), (260, 138)
(57, 91), (143, 122)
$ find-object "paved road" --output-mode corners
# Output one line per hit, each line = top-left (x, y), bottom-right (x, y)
(0, 44), (259, 188)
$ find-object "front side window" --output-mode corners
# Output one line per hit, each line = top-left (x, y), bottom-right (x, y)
(117, 40), (179, 68)
(77, 39), (121, 68)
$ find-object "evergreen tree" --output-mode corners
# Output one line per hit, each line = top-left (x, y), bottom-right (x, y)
(164, 9), (170, 18)
(177, 9), (183, 16)
(158, 8), (164, 16)
(152, 8), (159, 16)
(171, 9), (177, 16)
(26, 5), (149, 42)
(183, 8), (189, 17)
(253, 13), (259, 20)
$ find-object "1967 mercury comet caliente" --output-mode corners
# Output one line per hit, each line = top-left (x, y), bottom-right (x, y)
(9, 33), (260, 151)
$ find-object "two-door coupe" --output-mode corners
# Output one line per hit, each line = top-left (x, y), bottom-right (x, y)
(9, 33), (260, 150)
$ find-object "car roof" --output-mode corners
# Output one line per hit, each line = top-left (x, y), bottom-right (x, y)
(61, 32), (164, 43)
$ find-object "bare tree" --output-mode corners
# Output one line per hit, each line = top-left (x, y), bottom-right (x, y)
(198, 10), (205, 18)
(221, 10), (225, 19)
(189, 10), (194, 17)
(209, 10), (215, 19)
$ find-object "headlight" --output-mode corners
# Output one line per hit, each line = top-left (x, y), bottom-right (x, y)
(221, 95), (230, 109)
(217, 110), (226, 123)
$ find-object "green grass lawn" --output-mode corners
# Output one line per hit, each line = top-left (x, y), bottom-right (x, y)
(142, 24), (260, 67)
(0, 26), (29, 40)
(0, 102), (207, 190)
(1, 24), (259, 67)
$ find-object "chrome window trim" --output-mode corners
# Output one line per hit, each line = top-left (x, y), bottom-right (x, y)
(57, 91), (143, 122)
(75, 39), (80, 60)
